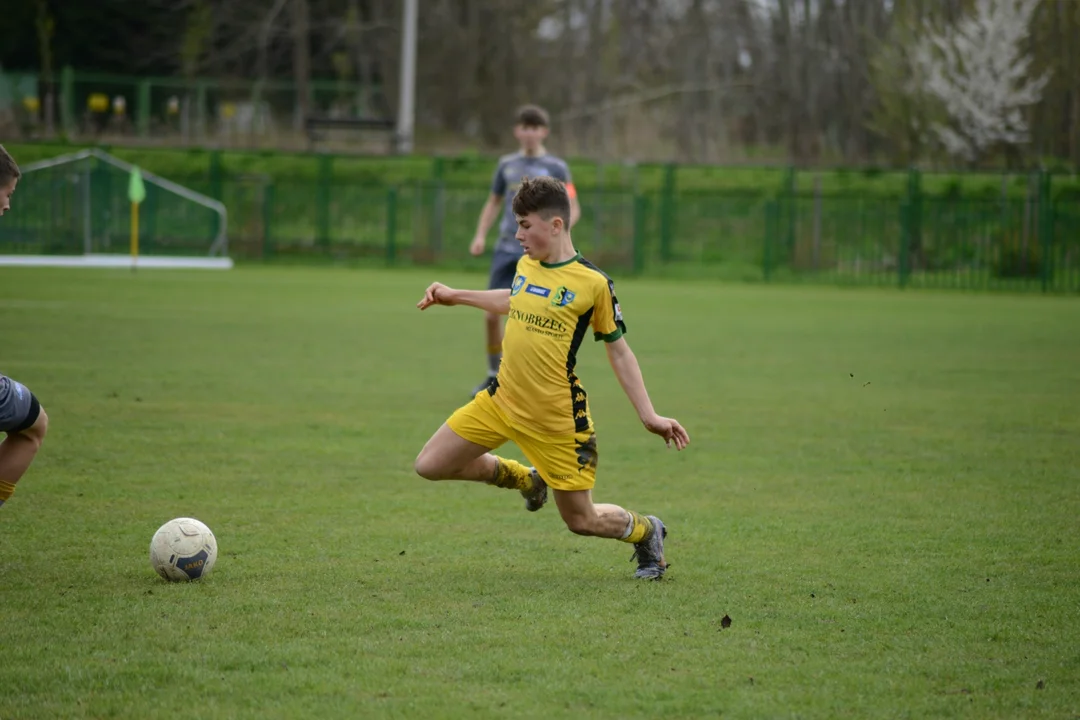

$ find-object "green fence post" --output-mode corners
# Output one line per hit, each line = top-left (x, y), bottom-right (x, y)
(1039, 169), (1053, 292)
(431, 157), (446, 254)
(898, 200), (911, 289)
(208, 150), (223, 201)
(386, 186), (398, 265)
(783, 165), (796, 255)
(764, 199), (778, 282)
(631, 194), (647, 275)
(907, 166), (922, 281)
(317, 154), (332, 250)
(430, 174), (446, 258)
(60, 66), (75, 137)
(659, 163), (676, 262)
(263, 183), (276, 259)
(593, 160), (604, 258)
(137, 80), (151, 138)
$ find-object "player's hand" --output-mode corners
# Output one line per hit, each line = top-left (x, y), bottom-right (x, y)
(642, 414), (690, 450)
(469, 235), (486, 256)
(417, 282), (456, 310)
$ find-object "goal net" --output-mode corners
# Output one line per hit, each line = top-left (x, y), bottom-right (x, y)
(0, 149), (231, 269)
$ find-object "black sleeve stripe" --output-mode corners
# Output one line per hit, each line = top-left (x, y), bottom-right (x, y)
(575, 256), (627, 339)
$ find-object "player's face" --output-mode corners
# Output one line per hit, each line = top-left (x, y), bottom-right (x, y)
(515, 212), (559, 261)
(0, 177), (16, 216)
(513, 123), (548, 152)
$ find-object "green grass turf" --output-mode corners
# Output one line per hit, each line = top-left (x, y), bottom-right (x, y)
(1, 266), (1078, 719)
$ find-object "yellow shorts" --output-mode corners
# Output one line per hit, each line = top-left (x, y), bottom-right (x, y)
(447, 390), (597, 492)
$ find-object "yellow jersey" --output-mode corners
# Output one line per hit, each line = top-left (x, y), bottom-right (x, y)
(488, 252), (627, 437)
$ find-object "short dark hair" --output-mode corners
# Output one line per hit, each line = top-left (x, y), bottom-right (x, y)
(512, 175), (570, 227)
(0, 145), (20, 186)
(515, 104), (549, 128)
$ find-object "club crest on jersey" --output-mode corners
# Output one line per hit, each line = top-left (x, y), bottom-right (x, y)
(510, 275), (526, 296)
(551, 286), (576, 307)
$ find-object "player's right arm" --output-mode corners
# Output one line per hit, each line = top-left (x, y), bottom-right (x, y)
(417, 283), (511, 315)
(471, 159), (509, 256)
(470, 194), (503, 256)
(589, 272), (689, 450)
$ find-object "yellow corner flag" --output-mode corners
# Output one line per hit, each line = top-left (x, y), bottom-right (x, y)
(128, 167), (146, 270)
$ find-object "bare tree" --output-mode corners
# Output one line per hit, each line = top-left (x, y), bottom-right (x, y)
(29, 0), (1080, 164)
(257, 0), (290, 85)
(290, 0), (312, 130)
(35, 0), (56, 135)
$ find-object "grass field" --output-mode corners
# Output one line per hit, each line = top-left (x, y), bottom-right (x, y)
(1, 266), (1078, 719)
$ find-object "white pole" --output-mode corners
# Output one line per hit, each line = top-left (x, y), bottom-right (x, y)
(396, 0), (417, 154)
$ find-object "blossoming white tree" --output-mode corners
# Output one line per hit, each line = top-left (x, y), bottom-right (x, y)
(912, 0), (1050, 163)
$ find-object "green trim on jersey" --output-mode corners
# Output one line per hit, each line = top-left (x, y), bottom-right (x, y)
(540, 252), (582, 269)
(594, 327), (624, 343)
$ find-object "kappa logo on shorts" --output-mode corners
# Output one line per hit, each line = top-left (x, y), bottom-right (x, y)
(525, 284), (551, 297)
(510, 275), (526, 296)
(575, 434), (598, 473)
(551, 286), (576, 307)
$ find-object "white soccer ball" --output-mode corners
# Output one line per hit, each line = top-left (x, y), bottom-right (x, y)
(149, 517), (218, 582)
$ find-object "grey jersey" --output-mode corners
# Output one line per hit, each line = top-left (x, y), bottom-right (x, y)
(0, 374), (34, 432)
(490, 152), (573, 253)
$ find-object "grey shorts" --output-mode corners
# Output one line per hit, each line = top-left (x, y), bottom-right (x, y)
(0, 375), (40, 433)
(488, 246), (523, 290)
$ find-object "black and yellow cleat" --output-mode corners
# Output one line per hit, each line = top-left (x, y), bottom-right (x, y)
(521, 468), (548, 512)
(631, 516), (668, 579)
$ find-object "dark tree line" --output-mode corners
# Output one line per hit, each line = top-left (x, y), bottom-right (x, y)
(2, 0), (1077, 167)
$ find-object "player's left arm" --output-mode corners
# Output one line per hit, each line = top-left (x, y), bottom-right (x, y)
(591, 277), (689, 450)
(605, 339), (689, 450)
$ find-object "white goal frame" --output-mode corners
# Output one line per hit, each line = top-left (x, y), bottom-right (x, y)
(0, 148), (232, 269)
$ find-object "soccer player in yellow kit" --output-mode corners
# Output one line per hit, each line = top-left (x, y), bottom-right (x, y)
(415, 175), (689, 579)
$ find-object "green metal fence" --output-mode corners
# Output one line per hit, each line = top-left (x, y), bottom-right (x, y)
(2, 150), (1078, 292)
(1, 157), (224, 258)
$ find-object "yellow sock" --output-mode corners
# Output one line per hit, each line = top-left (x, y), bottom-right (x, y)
(620, 511), (653, 544)
(488, 457), (532, 491)
(0, 480), (16, 508)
